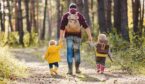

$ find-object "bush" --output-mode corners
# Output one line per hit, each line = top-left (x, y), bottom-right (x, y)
(0, 32), (5, 46)
(23, 32), (39, 47)
(0, 47), (27, 81)
(0, 32), (19, 47)
(109, 32), (145, 74)
(112, 47), (145, 74)
(0, 32), (39, 47)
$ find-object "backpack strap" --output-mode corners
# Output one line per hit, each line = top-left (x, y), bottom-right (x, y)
(76, 12), (79, 19)
(67, 12), (79, 20)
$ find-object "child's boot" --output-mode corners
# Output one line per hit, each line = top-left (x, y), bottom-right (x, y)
(96, 64), (100, 73)
(53, 67), (58, 75)
(67, 63), (73, 75)
(100, 65), (105, 74)
(50, 68), (54, 76)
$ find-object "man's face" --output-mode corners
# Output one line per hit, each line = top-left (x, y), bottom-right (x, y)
(69, 8), (77, 14)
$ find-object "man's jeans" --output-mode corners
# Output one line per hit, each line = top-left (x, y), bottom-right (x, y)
(66, 36), (81, 65)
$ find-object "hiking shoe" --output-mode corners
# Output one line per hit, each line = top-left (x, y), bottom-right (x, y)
(76, 69), (81, 74)
(67, 63), (73, 75)
(67, 71), (73, 75)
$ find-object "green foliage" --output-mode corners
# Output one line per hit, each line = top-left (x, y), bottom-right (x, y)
(0, 32), (5, 46)
(81, 31), (88, 42)
(81, 43), (96, 68)
(112, 47), (145, 74)
(109, 30), (130, 51)
(8, 32), (19, 46)
(0, 32), (19, 47)
(0, 32), (39, 47)
(23, 32), (39, 47)
(0, 47), (27, 81)
(109, 31), (145, 74)
(131, 34), (144, 48)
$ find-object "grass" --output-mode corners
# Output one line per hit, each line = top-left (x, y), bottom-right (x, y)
(0, 47), (28, 82)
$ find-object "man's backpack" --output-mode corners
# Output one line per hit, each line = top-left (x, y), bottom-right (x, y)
(96, 43), (109, 54)
(65, 12), (81, 33)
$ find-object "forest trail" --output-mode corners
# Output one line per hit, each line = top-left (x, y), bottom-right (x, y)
(10, 48), (145, 84)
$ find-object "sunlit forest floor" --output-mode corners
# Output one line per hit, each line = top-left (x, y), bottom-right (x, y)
(9, 48), (145, 84)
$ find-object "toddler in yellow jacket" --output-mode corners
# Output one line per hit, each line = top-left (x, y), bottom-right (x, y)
(44, 40), (63, 76)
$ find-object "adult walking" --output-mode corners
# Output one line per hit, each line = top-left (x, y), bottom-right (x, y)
(59, 3), (92, 75)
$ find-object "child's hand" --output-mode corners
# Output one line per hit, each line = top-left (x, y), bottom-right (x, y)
(42, 55), (44, 60)
(59, 39), (62, 43)
(59, 39), (63, 45)
(42, 55), (46, 60)
(88, 41), (95, 47)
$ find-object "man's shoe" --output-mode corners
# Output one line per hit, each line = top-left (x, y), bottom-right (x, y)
(75, 63), (81, 74)
(67, 63), (73, 75)
(76, 69), (81, 74)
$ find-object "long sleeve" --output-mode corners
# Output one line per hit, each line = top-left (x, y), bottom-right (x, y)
(60, 13), (69, 30)
(44, 48), (49, 60)
(78, 13), (89, 29)
(108, 48), (112, 57)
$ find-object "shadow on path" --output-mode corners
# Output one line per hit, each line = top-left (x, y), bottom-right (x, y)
(75, 73), (101, 82)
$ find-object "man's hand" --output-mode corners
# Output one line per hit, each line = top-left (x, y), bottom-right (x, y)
(59, 30), (65, 40)
(88, 36), (93, 42)
(59, 39), (63, 45)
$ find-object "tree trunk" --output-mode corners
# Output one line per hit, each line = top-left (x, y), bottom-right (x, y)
(56, 0), (61, 39)
(17, 0), (24, 46)
(97, 0), (106, 33)
(36, 0), (39, 33)
(15, 0), (18, 31)
(0, 1), (5, 31)
(105, 0), (112, 33)
(114, 0), (121, 34)
(91, 0), (95, 29)
(0, 2), (3, 31)
(40, 0), (47, 40)
(24, 0), (32, 45)
(83, 0), (91, 26)
(7, 0), (13, 32)
(132, 0), (141, 35)
(140, 0), (144, 36)
(47, 0), (51, 40)
(30, 0), (38, 33)
(76, 0), (83, 14)
(0, 3), (1, 31)
(120, 0), (130, 41)
(67, 0), (70, 8)
(24, 0), (31, 33)
(70, 0), (76, 3)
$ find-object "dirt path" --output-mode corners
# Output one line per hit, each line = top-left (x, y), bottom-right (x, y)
(10, 48), (145, 84)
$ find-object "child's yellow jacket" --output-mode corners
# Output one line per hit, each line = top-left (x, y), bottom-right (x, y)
(44, 43), (62, 64)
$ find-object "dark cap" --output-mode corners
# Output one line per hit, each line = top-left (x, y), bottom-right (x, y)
(69, 3), (77, 9)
